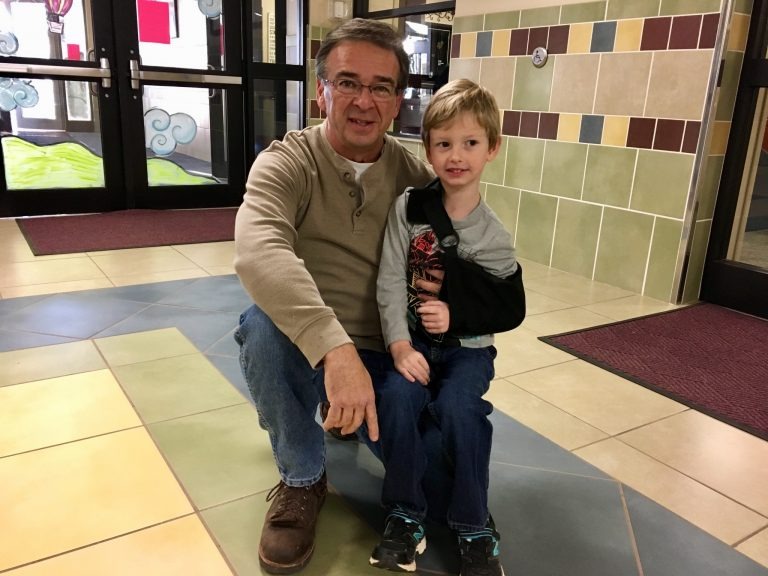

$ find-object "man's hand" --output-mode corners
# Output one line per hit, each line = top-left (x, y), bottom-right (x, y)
(322, 343), (379, 441)
(390, 340), (430, 385)
(418, 300), (449, 334)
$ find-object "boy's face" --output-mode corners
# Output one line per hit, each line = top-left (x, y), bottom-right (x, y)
(425, 111), (500, 194)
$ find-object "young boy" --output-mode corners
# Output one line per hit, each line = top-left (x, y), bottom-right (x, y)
(372, 79), (516, 576)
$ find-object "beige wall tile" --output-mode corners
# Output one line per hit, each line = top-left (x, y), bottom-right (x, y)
(615, 19), (643, 52)
(449, 57), (482, 83)
(491, 29), (511, 57)
(550, 54), (601, 113)
(710, 121), (732, 155)
(480, 57), (516, 110)
(460, 32), (478, 59)
(568, 23), (593, 53)
(602, 115), (629, 146)
(595, 52), (653, 116)
(575, 438), (768, 545)
(646, 50), (714, 120)
(558, 113), (582, 141)
(727, 13), (750, 52)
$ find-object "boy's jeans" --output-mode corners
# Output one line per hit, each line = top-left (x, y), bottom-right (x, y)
(233, 304), (455, 520)
(378, 330), (496, 531)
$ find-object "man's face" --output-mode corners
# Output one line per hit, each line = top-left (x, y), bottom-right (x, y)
(317, 40), (403, 163)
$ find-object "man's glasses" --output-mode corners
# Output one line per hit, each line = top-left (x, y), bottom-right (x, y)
(321, 77), (399, 101)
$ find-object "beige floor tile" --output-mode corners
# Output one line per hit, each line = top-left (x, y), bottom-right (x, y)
(525, 289), (574, 315)
(509, 361), (687, 435)
(521, 307), (614, 336)
(487, 380), (609, 450)
(109, 268), (210, 286)
(493, 325), (575, 377)
(619, 411), (768, 517)
(0, 340), (106, 387)
(0, 428), (193, 571)
(737, 527), (768, 568)
(516, 257), (555, 280)
(172, 241), (235, 267)
(95, 328), (199, 367)
(524, 271), (636, 307)
(201, 264), (236, 276)
(89, 246), (201, 277)
(583, 294), (679, 321)
(575, 438), (768, 545)
(0, 369), (141, 457)
(1, 278), (114, 298)
(0, 258), (106, 288)
(3, 515), (232, 576)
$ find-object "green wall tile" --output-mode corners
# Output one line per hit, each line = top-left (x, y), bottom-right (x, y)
(485, 11), (520, 30)
(631, 150), (694, 218)
(551, 199), (602, 277)
(561, 2), (607, 23)
(606, 0), (660, 19)
(520, 6), (561, 27)
(644, 217), (683, 301)
(734, 0), (753, 14)
(516, 192), (558, 264)
(716, 51), (744, 122)
(505, 137), (545, 191)
(399, 139), (421, 157)
(583, 145), (637, 208)
(453, 15), (485, 33)
(485, 184), (521, 239)
(660, 0), (721, 15)
(697, 155), (724, 220)
(595, 208), (654, 292)
(541, 141), (588, 199)
(682, 219), (712, 302)
(483, 138), (508, 186)
(512, 56), (554, 111)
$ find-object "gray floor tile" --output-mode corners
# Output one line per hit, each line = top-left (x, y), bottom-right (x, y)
(0, 295), (46, 318)
(0, 328), (78, 352)
(624, 487), (768, 576)
(157, 275), (252, 313)
(206, 329), (240, 357)
(75, 278), (199, 303)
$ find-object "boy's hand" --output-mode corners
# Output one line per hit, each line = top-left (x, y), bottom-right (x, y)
(419, 300), (450, 334)
(389, 340), (430, 385)
(415, 268), (444, 300)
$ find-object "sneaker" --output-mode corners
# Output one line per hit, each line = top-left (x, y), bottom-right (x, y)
(258, 473), (327, 574)
(320, 401), (358, 442)
(369, 510), (427, 572)
(457, 522), (505, 576)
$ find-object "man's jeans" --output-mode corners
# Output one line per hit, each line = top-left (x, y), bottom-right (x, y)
(233, 304), (455, 521)
(378, 330), (495, 531)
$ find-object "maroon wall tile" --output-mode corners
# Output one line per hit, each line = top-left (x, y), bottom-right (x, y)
(451, 34), (461, 58)
(682, 121), (701, 153)
(699, 14), (719, 49)
(510, 28), (530, 56)
(641, 17), (672, 51)
(528, 27), (549, 55)
(520, 112), (540, 138)
(310, 100), (321, 118)
(503, 110), (521, 136)
(539, 113), (559, 139)
(311, 40), (321, 59)
(669, 15), (702, 50)
(548, 25), (570, 54)
(627, 117), (656, 148)
(654, 119), (685, 151)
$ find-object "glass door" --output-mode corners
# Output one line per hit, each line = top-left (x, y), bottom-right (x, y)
(701, 0), (768, 319)
(0, 0), (245, 216)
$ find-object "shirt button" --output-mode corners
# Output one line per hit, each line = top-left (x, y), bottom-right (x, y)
(344, 172), (352, 180)
(349, 190), (356, 197)
(355, 210), (362, 217)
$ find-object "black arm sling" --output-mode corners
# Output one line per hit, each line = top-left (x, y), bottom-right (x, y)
(406, 179), (526, 336)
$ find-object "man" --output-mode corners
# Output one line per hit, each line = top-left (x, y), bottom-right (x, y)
(233, 18), (435, 574)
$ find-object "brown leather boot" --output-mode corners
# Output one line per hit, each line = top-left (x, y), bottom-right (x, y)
(258, 473), (328, 574)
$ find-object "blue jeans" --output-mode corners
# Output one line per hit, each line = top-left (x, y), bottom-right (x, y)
(378, 330), (496, 531)
(233, 304), (455, 521)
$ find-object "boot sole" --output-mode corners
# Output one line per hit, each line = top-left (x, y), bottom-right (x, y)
(258, 544), (314, 575)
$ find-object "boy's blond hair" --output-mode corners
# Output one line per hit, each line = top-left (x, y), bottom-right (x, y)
(421, 78), (501, 149)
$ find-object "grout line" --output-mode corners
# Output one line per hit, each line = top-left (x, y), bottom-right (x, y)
(618, 483), (647, 576)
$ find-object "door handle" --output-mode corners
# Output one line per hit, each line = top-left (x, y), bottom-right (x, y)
(129, 59), (141, 90)
(99, 57), (111, 89)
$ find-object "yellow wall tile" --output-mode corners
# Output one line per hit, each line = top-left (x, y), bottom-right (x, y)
(460, 32), (478, 58)
(710, 121), (731, 155)
(615, 19), (643, 52)
(568, 23), (593, 54)
(728, 14), (750, 52)
(492, 29), (511, 57)
(602, 116), (630, 146)
(558, 114), (582, 142)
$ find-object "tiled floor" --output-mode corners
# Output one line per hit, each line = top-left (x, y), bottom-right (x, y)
(1, 216), (767, 575)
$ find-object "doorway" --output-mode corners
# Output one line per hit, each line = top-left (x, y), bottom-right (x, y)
(0, 0), (248, 216)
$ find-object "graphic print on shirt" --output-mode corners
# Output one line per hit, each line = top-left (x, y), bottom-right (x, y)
(407, 230), (445, 327)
